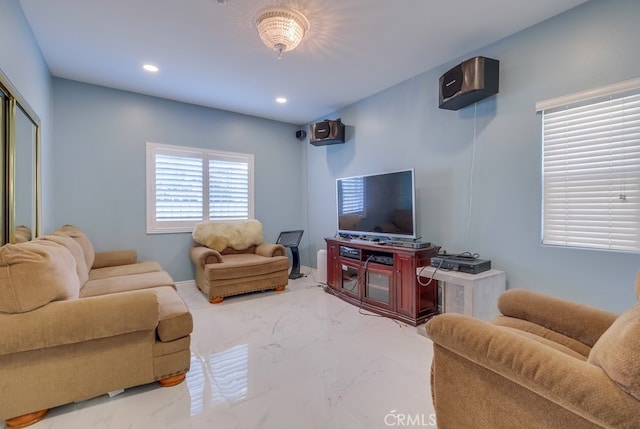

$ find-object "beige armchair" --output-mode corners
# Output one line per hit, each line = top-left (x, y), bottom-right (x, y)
(426, 275), (640, 429)
(190, 220), (289, 303)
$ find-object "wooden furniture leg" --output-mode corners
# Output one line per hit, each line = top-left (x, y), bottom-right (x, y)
(274, 285), (286, 292)
(5, 409), (48, 428)
(158, 372), (186, 387)
(209, 296), (224, 304)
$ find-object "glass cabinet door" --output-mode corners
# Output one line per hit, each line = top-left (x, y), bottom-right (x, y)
(340, 263), (359, 296)
(366, 270), (391, 304)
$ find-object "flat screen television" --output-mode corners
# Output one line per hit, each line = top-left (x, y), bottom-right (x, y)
(336, 169), (416, 239)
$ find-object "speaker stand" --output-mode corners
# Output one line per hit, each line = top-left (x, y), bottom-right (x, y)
(288, 246), (304, 279)
(275, 230), (305, 280)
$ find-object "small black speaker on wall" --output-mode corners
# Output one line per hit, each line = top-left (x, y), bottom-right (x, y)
(295, 129), (307, 140)
(439, 56), (499, 111)
(309, 119), (346, 146)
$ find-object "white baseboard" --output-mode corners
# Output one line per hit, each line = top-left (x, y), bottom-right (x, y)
(175, 279), (196, 290)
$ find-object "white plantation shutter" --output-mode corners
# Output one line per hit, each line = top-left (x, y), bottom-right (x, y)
(147, 143), (254, 233)
(209, 158), (250, 220)
(155, 154), (203, 221)
(537, 78), (640, 252)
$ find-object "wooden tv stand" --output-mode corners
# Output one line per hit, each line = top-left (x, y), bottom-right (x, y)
(325, 238), (440, 326)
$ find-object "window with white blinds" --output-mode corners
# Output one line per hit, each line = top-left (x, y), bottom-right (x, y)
(146, 142), (254, 233)
(537, 77), (640, 252)
(209, 159), (250, 219)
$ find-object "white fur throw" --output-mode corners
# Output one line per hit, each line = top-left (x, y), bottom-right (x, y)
(192, 220), (264, 252)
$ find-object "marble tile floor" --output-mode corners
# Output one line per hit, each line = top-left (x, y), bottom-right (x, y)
(9, 270), (436, 429)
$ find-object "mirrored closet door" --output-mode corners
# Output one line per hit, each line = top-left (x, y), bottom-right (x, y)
(1, 69), (41, 245)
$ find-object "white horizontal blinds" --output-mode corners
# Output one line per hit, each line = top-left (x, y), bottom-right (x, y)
(209, 158), (250, 220)
(155, 154), (203, 221)
(541, 88), (640, 252)
(340, 177), (365, 214)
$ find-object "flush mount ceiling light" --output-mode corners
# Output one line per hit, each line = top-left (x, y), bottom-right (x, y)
(255, 7), (310, 59)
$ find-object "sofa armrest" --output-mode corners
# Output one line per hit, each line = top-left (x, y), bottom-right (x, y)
(92, 249), (138, 268)
(255, 242), (286, 257)
(497, 289), (618, 347)
(190, 245), (223, 269)
(0, 290), (159, 356)
(427, 313), (640, 427)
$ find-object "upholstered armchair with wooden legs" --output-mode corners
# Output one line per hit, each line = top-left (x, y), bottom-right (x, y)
(190, 220), (289, 303)
(426, 274), (640, 429)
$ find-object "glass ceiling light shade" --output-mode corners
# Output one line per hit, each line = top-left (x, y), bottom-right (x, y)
(255, 7), (310, 59)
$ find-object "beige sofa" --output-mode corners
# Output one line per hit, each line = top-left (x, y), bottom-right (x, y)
(426, 275), (640, 429)
(190, 220), (289, 303)
(0, 225), (193, 428)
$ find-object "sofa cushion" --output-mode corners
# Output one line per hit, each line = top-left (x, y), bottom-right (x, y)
(192, 219), (263, 252)
(0, 241), (80, 313)
(92, 250), (138, 269)
(492, 316), (592, 358)
(0, 290), (159, 355)
(204, 254), (289, 280)
(55, 225), (95, 272)
(497, 288), (616, 348)
(88, 260), (163, 281)
(150, 286), (193, 342)
(498, 326), (588, 361)
(80, 270), (175, 298)
(39, 233), (90, 285)
(255, 242), (286, 258)
(588, 304), (640, 401)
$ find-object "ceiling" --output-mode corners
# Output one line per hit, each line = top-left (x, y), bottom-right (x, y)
(19, 0), (589, 125)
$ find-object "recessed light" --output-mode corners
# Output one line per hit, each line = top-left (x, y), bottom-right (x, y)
(276, 97), (287, 104)
(143, 64), (159, 72)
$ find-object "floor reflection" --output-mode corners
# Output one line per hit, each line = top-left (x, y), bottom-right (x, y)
(17, 271), (434, 429)
(209, 344), (249, 404)
(186, 356), (206, 416)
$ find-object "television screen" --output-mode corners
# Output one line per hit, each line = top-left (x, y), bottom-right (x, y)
(336, 169), (416, 239)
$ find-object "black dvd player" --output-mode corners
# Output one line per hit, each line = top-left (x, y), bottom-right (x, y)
(430, 256), (491, 274)
(339, 245), (361, 260)
(369, 255), (394, 266)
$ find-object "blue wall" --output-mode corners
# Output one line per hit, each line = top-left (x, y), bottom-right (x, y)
(51, 79), (304, 281)
(4, 0), (639, 312)
(304, 0), (640, 313)
(0, 0), (53, 232)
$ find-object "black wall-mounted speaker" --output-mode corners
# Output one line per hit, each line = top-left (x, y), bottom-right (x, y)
(310, 119), (345, 146)
(439, 56), (499, 111)
(295, 129), (307, 140)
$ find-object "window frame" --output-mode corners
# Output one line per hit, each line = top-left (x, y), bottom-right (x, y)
(146, 142), (254, 234)
(537, 77), (640, 253)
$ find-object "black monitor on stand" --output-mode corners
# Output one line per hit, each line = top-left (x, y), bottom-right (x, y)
(276, 230), (304, 279)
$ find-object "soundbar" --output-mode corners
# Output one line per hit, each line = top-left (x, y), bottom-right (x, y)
(430, 256), (491, 274)
(387, 240), (431, 249)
